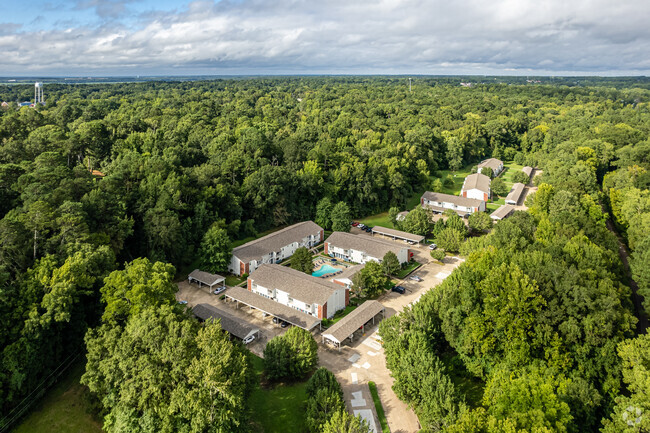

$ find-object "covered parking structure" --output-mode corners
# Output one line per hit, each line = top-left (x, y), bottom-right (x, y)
(224, 286), (321, 331)
(322, 300), (386, 351)
(192, 303), (259, 341)
(188, 269), (226, 291)
(371, 226), (425, 244)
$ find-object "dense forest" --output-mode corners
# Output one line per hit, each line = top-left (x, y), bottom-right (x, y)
(0, 77), (649, 432)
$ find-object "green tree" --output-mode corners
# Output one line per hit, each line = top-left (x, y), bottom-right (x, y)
(316, 197), (334, 230)
(401, 206), (429, 236)
(199, 225), (232, 274)
(357, 260), (388, 298)
(491, 177), (509, 197)
(481, 166), (494, 178)
(435, 227), (464, 253)
(382, 251), (401, 276)
(331, 202), (351, 232)
(512, 171), (530, 184)
(388, 206), (400, 227)
(321, 410), (371, 433)
(306, 367), (343, 399)
(291, 246), (314, 274)
(430, 178), (443, 192)
(443, 174), (455, 188)
(630, 236), (650, 311)
(100, 258), (177, 325)
(468, 211), (492, 233)
(443, 209), (467, 236)
(264, 327), (318, 380)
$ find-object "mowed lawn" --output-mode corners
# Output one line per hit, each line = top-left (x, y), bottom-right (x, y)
(13, 361), (103, 433)
(248, 355), (308, 433)
(499, 162), (525, 188)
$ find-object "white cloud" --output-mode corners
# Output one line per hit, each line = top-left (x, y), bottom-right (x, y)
(2, 0), (649, 75)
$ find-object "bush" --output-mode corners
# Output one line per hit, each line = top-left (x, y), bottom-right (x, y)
(430, 249), (446, 262)
(481, 166), (493, 178)
(443, 174), (455, 188)
(512, 171), (530, 184)
(491, 177), (509, 197)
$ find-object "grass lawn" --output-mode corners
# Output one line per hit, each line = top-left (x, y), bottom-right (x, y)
(368, 382), (390, 433)
(394, 260), (421, 279)
(248, 355), (308, 433)
(359, 212), (393, 229)
(12, 361), (103, 433)
(434, 164), (476, 196)
(499, 162), (525, 188)
(486, 202), (501, 212)
(225, 275), (245, 286)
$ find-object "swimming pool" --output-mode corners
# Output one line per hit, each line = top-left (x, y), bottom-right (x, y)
(312, 264), (339, 277)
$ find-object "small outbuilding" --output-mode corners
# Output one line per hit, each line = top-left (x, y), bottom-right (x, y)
(490, 204), (515, 221)
(505, 183), (526, 205)
(371, 226), (425, 244)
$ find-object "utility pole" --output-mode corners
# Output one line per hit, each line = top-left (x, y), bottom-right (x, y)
(409, 78), (412, 93)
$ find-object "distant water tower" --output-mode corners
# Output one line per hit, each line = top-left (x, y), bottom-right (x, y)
(34, 82), (44, 104)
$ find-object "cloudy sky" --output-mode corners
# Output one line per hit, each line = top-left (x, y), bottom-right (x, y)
(1, 0), (649, 76)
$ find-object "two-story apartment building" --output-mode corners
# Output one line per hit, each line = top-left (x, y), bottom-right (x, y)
(477, 158), (504, 176)
(229, 221), (324, 276)
(324, 232), (410, 265)
(421, 191), (486, 217)
(461, 173), (491, 201)
(247, 264), (347, 319)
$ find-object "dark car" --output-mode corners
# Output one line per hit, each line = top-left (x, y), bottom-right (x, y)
(280, 321), (289, 328)
(272, 317), (279, 324)
(365, 227), (372, 232)
(391, 285), (406, 294)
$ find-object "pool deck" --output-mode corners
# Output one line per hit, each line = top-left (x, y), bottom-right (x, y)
(312, 258), (350, 278)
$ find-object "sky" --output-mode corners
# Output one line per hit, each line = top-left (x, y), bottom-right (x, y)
(1, 0), (649, 76)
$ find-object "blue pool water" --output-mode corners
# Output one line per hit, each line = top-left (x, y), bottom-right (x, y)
(312, 264), (339, 277)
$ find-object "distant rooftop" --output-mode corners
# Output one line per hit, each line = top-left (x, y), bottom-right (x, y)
(325, 231), (405, 260)
(250, 264), (340, 305)
(233, 221), (322, 263)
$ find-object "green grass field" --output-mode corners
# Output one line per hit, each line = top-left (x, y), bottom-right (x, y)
(248, 355), (308, 433)
(368, 382), (390, 433)
(499, 162), (525, 188)
(394, 260), (421, 279)
(12, 361), (103, 433)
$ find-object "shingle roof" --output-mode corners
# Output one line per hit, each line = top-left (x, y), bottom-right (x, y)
(192, 303), (259, 340)
(490, 204), (515, 220)
(188, 269), (225, 286)
(421, 191), (484, 208)
(322, 301), (385, 344)
(325, 232), (405, 260)
(462, 173), (491, 193)
(331, 264), (365, 284)
(371, 226), (425, 242)
(505, 183), (526, 204)
(250, 264), (341, 305)
(478, 158), (503, 171)
(233, 221), (322, 263)
(522, 166), (533, 177)
(225, 286), (321, 330)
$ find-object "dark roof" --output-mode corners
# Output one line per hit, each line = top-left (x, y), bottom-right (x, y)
(490, 204), (515, 220)
(325, 232), (406, 260)
(421, 191), (484, 208)
(371, 226), (425, 242)
(322, 301), (385, 343)
(462, 173), (491, 193)
(232, 221), (322, 263)
(192, 303), (259, 340)
(250, 264), (341, 305)
(188, 269), (225, 286)
(225, 286), (321, 330)
(505, 183), (526, 204)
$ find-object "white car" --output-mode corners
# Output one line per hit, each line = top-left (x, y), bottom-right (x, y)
(213, 286), (226, 295)
(358, 223), (366, 229)
(409, 275), (423, 282)
(428, 243), (438, 250)
(178, 300), (188, 305)
(243, 335), (256, 345)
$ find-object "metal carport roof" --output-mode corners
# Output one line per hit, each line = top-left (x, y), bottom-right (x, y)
(225, 286), (321, 331)
(322, 301), (385, 349)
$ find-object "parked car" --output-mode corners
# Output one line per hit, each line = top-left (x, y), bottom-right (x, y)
(428, 243), (438, 250)
(178, 300), (188, 305)
(330, 258), (337, 263)
(364, 227), (372, 232)
(243, 335), (256, 345)
(280, 321), (289, 328)
(409, 275), (423, 282)
(391, 285), (406, 294)
(352, 221), (359, 227)
(272, 317), (279, 324)
(358, 223), (365, 229)
(213, 286), (226, 295)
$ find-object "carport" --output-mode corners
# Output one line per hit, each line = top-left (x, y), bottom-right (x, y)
(224, 286), (321, 331)
(370, 226), (425, 244)
(322, 300), (386, 351)
(192, 303), (259, 341)
(188, 269), (226, 291)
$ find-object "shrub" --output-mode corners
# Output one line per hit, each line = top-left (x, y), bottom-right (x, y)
(264, 327), (318, 380)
